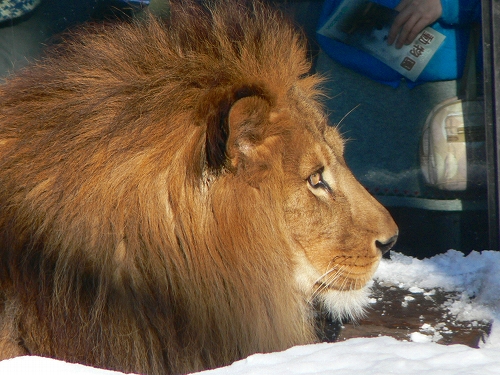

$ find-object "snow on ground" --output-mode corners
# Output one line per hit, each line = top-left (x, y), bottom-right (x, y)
(2, 249), (500, 375)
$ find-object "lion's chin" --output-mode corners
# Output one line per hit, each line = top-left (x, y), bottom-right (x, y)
(316, 286), (371, 322)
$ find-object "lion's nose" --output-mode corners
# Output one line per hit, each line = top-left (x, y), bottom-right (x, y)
(376, 233), (398, 256)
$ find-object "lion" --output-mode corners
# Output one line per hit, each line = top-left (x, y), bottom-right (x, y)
(0, 1), (398, 374)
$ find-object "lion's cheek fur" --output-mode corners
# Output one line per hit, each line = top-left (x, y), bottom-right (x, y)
(292, 245), (376, 322)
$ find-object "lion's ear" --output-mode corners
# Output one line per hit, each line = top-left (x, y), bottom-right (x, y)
(225, 96), (270, 171)
(204, 85), (270, 173)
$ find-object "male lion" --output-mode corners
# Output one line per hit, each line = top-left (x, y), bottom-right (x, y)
(0, 1), (398, 374)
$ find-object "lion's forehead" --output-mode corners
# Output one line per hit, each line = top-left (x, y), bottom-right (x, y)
(286, 86), (344, 150)
(283, 120), (344, 175)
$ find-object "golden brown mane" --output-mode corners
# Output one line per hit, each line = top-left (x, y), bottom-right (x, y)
(0, 1), (397, 374)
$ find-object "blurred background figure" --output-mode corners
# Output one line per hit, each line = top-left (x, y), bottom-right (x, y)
(0, 0), (47, 78)
(0, 0), (169, 79)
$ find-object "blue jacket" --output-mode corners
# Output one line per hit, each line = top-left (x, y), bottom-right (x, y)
(317, 0), (481, 87)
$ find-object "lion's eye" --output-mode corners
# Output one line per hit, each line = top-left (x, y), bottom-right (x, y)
(307, 169), (332, 194)
(308, 172), (323, 188)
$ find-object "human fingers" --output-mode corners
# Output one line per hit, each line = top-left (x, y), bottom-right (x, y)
(388, 0), (420, 46)
(394, 0), (413, 12)
(394, 12), (420, 48)
(387, 10), (411, 46)
(390, 0), (443, 47)
(395, 5), (442, 48)
(400, 18), (433, 46)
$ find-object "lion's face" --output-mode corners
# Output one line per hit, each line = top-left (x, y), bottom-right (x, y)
(226, 86), (398, 321)
(279, 92), (398, 320)
(284, 124), (398, 319)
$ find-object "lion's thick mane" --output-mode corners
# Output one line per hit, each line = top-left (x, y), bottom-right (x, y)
(0, 2), (317, 374)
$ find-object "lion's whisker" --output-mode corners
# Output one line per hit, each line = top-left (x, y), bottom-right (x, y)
(312, 256), (348, 286)
(336, 103), (361, 129)
(310, 265), (347, 302)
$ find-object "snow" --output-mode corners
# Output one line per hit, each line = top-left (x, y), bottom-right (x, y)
(2, 249), (500, 375)
(375, 250), (500, 324)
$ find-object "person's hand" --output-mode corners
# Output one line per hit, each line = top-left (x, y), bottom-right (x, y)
(387, 0), (442, 48)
